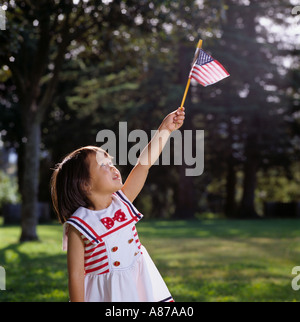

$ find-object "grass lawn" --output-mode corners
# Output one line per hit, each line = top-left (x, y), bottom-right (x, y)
(0, 218), (300, 302)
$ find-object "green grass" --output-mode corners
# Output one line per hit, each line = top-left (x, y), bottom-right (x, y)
(0, 218), (300, 302)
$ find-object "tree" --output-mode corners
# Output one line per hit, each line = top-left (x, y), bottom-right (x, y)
(199, 0), (297, 217)
(0, 0), (166, 240)
(1, 0), (80, 240)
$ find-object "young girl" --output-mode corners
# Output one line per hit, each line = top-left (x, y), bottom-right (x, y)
(51, 107), (185, 302)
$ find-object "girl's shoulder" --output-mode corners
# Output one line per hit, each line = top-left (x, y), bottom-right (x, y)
(64, 207), (102, 247)
(114, 190), (143, 221)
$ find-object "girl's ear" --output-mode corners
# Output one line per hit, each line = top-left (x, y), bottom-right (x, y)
(81, 181), (92, 195)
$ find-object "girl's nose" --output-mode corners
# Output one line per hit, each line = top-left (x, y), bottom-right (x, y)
(110, 165), (117, 172)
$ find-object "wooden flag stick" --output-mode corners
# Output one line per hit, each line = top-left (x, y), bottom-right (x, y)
(180, 79), (191, 109)
(180, 39), (203, 109)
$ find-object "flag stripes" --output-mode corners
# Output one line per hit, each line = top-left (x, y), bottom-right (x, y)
(189, 49), (229, 87)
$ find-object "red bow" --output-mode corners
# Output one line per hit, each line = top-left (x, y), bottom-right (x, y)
(100, 209), (127, 229)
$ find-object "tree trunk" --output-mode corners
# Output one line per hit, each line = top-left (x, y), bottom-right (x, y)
(20, 115), (41, 241)
(238, 135), (259, 218)
(174, 163), (196, 218)
(239, 158), (259, 218)
(224, 156), (237, 217)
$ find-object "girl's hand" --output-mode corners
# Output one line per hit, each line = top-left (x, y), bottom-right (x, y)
(160, 107), (185, 133)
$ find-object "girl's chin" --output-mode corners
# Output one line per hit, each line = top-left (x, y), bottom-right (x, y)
(114, 182), (124, 190)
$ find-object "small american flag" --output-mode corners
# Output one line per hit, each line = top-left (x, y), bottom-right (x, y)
(189, 49), (229, 87)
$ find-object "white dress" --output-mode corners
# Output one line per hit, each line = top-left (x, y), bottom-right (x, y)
(63, 190), (174, 302)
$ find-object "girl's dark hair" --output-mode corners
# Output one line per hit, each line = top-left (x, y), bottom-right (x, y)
(50, 146), (110, 224)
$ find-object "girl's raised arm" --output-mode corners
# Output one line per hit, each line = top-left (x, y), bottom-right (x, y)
(121, 107), (185, 203)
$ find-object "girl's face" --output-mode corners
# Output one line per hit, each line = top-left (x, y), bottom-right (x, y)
(87, 151), (123, 195)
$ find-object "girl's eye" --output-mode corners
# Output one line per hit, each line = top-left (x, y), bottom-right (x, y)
(101, 160), (113, 167)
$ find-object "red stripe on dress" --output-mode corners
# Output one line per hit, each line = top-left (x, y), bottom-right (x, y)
(85, 242), (105, 254)
(85, 262), (109, 274)
(98, 269), (109, 275)
(84, 255), (108, 267)
(99, 218), (136, 239)
(84, 248), (106, 260)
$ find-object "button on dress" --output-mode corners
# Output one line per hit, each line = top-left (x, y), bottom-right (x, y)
(63, 190), (174, 302)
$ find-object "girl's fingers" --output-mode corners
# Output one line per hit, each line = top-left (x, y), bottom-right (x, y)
(174, 117), (185, 122)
